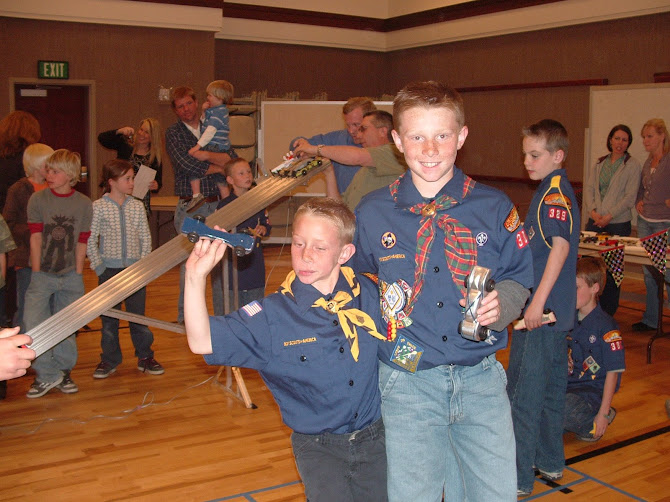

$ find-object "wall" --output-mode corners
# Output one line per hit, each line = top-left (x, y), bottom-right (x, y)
(215, 40), (387, 100)
(0, 16), (217, 201)
(216, 12), (670, 212)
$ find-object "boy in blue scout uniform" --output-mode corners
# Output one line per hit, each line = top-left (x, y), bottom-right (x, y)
(216, 158), (271, 307)
(353, 81), (534, 501)
(184, 198), (388, 502)
(507, 119), (581, 496)
(565, 256), (624, 441)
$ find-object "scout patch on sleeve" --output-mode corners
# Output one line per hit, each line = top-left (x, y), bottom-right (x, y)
(516, 228), (529, 249)
(603, 329), (623, 351)
(543, 192), (572, 210)
(504, 206), (521, 232)
(241, 301), (262, 317)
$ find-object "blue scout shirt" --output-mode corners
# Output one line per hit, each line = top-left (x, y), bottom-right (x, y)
(568, 304), (625, 409)
(524, 169), (580, 332)
(217, 192), (271, 291)
(204, 268), (384, 435)
(289, 129), (361, 194)
(353, 167), (534, 370)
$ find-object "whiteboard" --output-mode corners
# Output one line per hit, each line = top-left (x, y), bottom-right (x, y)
(260, 100), (393, 193)
(585, 84), (670, 223)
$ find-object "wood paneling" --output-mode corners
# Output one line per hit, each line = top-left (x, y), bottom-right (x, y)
(0, 17), (217, 200)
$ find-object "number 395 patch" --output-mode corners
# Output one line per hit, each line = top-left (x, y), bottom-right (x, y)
(548, 207), (567, 221)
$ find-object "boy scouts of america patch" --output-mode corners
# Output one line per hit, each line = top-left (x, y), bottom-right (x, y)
(380, 278), (413, 328)
(504, 206), (521, 232)
(543, 192), (572, 209)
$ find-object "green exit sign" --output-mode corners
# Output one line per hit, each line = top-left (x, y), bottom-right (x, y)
(38, 60), (69, 79)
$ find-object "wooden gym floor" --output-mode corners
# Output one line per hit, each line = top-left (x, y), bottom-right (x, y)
(1, 245), (669, 501)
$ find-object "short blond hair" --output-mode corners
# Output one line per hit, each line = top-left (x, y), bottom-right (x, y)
(207, 80), (234, 105)
(294, 197), (355, 245)
(46, 149), (81, 186)
(23, 143), (54, 177)
(343, 97), (376, 115)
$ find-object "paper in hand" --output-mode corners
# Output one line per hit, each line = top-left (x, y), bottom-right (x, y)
(132, 164), (157, 200)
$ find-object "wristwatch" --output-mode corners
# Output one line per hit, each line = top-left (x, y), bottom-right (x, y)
(317, 144), (325, 157)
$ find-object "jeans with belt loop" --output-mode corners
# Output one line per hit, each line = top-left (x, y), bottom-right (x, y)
(380, 354), (516, 502)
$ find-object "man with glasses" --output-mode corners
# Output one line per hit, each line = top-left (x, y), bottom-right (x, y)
(294, 111), (407, 210)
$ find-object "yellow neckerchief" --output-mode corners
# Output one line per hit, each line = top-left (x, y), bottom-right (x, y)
(537, 175), (573, 249)
(279, 267), (385, 361)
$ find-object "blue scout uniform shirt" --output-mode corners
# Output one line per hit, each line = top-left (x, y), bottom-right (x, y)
(217, 193), (271, 291)
(524, 168), (580, 332)
(568, 304), (625, 409)
(204, 268), (384, 435)
(353, 167), (534, 370)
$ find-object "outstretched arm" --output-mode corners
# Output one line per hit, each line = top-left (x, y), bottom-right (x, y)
(294, 139), (373, 167)
(184, 237), (227, 354)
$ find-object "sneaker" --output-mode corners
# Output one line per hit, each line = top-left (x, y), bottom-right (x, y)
(26, 376), (64, 398)
(137, 357), (164, 375)
(632, 321), (655, 332)
(577, 407), (617, 441)
(93, 361), (117, 379)
(517, 488), (532, 497)
(185, 193), (205, 212)
(538, 468), (563, 481)
(58, 370), (79, 394)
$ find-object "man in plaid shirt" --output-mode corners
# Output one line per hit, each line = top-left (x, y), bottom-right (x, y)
(166, 86), (233, 321)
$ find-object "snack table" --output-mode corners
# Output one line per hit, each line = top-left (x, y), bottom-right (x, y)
(579, 232), (668, 363)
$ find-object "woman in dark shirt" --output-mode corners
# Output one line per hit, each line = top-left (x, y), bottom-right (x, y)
(98, 118), (164, 214)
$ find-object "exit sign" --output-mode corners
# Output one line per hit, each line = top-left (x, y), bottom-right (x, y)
(38, 60), (69, 80)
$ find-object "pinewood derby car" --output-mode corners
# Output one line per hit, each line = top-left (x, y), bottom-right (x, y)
(181, 216), (255, 257)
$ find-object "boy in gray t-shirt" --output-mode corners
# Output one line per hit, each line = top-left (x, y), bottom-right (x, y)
(24, 149), (92, 399)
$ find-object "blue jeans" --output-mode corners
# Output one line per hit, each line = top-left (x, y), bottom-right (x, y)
(507, 327), (567, 493)
(13, 267), (33, 332)
(563, 391), (598, 438)
(174, 199), (224, 320)
(379, 354), (516, 502)
(24, 270), (84, 383)
(291, 418), (387, 502)
(637, 217), (670, 328)
(98, 268), (154, 366)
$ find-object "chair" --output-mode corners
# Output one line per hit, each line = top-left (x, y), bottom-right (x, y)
(229, 114), (256, 163)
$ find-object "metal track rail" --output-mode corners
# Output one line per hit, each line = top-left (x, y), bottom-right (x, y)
(28, 161), (329, 357)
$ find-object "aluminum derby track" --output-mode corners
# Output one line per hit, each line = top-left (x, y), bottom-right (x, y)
(28, 159), (330, 357)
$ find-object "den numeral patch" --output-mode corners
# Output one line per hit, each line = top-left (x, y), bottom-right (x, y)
(548, 207), (567, 221)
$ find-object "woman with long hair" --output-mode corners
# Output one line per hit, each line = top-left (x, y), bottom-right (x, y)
(97, 118), (163, 214)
